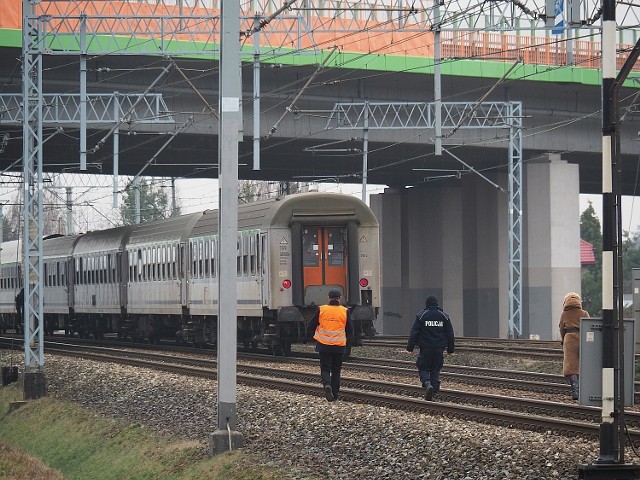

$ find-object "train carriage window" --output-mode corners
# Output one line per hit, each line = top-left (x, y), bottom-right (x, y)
(250, 234), (257, 275)
(99, 256), (104, 284)
(171, 245), (176, 280)
(199, 241), (205, 278)
(302, 228), (319, 267)
(145, 248), (151, 282)
(137, 249), (143, 282)
(62, 262), (66, 287)
(152, 247), (157, 281)
(179, 244), (185, 278)
(211, 238), (218, 277)
(327, 228), (345, 266)
(44, 263), (48, 287)
(236, 237), (241, 276)
(160, 246), (166, 281)
(203, 240), (209, 277)
(107, 254), (112, 283)
(242, 235), (249, 276)
(191, 241), (197, 278)
(129, 251), (134, 282)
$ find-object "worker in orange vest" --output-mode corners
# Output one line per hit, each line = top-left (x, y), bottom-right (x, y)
(307, 289), (353, 402)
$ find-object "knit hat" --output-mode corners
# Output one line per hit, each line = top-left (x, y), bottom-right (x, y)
(425, 295), (439, 307)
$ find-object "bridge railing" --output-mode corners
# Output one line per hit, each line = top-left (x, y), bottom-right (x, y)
(2, 0), (637, 71)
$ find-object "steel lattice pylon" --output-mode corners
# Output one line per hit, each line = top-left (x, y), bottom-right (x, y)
(22, 0), (44, 370)
(326, 100), (523, 337)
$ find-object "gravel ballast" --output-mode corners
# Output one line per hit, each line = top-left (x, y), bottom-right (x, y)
(1, 351), (611, 480)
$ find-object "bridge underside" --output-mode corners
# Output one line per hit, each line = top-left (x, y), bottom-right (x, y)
(0, 49), (636, 194)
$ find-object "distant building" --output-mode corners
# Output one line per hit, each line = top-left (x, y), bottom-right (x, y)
(580, 239), (596, 266)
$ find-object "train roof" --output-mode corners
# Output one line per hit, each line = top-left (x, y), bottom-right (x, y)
(73, 225), (134, 255)
(43, 234), (83, 259)
(270, 192), (379, 227)
(126, 212), (203, 247)
(189, 192), (378, 238)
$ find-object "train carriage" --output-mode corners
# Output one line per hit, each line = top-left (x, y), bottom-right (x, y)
(42, 234), (82, 335)
(71, 225), (133, 338)
(125, 212), (202, 342)
(185, 192), (381, 353)
(263, 192), (380, 353)
(0, 240), (21, 333)
(0, 192), (381, 353)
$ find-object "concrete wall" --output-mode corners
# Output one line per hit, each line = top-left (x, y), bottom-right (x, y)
(372, 156), (581, 340)
(524, 155), (581, 340)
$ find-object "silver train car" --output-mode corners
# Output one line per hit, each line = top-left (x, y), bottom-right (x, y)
(0, 192), (381, 353)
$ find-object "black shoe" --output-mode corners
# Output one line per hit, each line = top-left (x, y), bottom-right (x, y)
(324, 385), (334, 402)
(333, 394), (339, 401)
(424, 384), (434, 401)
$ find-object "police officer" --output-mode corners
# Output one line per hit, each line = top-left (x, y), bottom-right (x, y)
(307, 289), (353, 402)
(406, 295), (455, 401)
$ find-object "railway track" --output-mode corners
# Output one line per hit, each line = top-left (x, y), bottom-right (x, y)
(3, 338), (640, 443)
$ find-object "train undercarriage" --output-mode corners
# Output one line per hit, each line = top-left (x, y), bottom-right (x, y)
(5, 306), (376, 356)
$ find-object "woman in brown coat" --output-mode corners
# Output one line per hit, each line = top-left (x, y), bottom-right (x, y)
(558, 292), (589, 400)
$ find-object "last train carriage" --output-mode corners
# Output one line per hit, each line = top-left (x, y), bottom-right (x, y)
(0, 192), (381, 354)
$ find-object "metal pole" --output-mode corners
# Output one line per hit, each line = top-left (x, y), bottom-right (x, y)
(80, 14), (87, 171)
(253, 15), (261, 171)
(113, 93), (120, 209)
(434, 0), (442, 155)
(171, 177), (177, 217)
(362, 102), (368, 203)
(66, 187), (73, 235)
(134, 177), (141, 224)
(598, 0), (618, 464)
(210, 0), (244, 455)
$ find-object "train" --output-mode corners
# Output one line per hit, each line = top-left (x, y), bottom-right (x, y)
(0, 192), (381, 354)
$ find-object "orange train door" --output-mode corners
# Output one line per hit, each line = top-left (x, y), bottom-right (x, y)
(301, 226), (347, 304)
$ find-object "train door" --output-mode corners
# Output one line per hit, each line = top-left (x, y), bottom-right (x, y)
(260, 233), (269, 306)
(302, 226), (347, 305)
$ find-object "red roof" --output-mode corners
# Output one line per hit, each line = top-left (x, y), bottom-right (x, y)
(580, 239), (596, 265)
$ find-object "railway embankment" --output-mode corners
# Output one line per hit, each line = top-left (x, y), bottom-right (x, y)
(0, 347), (607, 480)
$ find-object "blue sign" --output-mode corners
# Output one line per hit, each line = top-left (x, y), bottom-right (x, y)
(552, 0), (564, 35)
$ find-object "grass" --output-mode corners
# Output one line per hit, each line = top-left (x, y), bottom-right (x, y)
(0, 384), (289, 480)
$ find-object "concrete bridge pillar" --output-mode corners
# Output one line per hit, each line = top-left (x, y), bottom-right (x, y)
(524, 154), (581, 340)
(370, 154), (580, 340)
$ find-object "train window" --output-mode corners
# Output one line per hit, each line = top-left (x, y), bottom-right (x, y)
(171, 245), (176, 280)
(44, 263), (48, 287)
(152, 247), (157, 281)
(327, 228), (345, 267)
(137, 249), (143, 282)
(250, 234), (257, 275)
(144, 248), (150, 282)
(179, 244), (185, 278)
(191, 242), (197, 278)
(302, 228), (319, 267)
(243, 235), (249, 276)
(236, 237), (241, 276)
(199, 241), (204, 278)
(62, 262), (66, 287)
(211, 238), (218, 277)
(203, 241), (209, 277)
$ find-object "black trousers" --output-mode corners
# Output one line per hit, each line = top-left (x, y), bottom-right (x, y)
(319, 351), (344, 395)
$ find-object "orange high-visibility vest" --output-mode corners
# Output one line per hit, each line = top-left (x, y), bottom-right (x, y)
(314, 304), (348, 346)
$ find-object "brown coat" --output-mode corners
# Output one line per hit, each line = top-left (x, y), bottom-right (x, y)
(558, 293), (589, 376)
